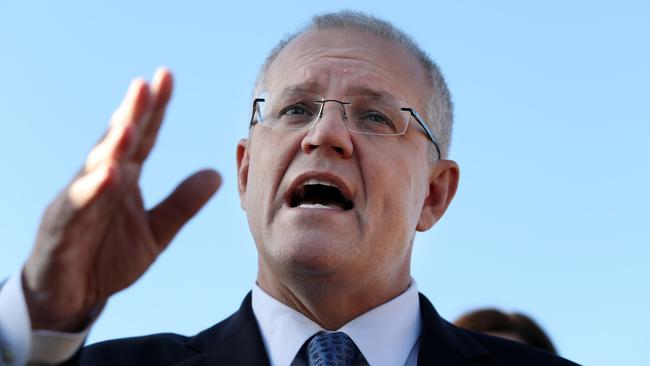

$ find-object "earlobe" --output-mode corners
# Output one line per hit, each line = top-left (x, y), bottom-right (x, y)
(236, 138), (250, 209)
(416, 159), (460, 231)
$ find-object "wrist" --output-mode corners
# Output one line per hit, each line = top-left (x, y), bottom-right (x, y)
(21, 270), (105, 332)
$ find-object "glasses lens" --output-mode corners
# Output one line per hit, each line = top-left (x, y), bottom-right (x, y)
(345, 95), (409, 135)
(256, 90), (321, 130)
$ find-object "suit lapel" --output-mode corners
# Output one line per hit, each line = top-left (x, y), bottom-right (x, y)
(417, 294), (490, 365)
(176, 293), (271, 366)
(174, 292), (491, 365)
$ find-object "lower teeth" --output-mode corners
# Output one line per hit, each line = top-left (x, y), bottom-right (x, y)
(298, 203), (334, 209)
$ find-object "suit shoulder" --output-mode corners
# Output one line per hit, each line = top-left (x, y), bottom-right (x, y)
(465, 329), (580, 365)
(71, 332), (196, 366)
(417, 294), (580, 365)
(65, 294), (260, 366)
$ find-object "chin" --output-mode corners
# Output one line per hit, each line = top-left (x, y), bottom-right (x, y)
(267, 233), (356, 276)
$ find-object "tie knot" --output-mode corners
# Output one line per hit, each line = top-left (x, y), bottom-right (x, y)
(306, 331), (360, 366)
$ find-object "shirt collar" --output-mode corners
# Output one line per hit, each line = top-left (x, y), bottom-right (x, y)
(252, 280), (421, 366)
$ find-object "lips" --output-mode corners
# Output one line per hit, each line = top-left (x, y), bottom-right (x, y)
(286, 174), (354, 211)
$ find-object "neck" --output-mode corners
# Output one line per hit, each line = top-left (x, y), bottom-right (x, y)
(256, 262), (411, 330)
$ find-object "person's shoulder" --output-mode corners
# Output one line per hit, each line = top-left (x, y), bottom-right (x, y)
(65, 293), (260, 366)
(69, 332), (195, 365)
(417, 294), (580, 365)
(461, 328), (580, 366)
(71, 312), (245, 366)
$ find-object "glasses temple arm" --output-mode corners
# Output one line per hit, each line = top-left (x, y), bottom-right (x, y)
(250, 98), (265, 127)
(401, 108), (442, 159)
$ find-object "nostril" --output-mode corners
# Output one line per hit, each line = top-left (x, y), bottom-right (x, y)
(303, 143), (318, 153)
(333, 146), (344, 154)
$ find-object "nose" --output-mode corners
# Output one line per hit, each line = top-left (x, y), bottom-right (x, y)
(300, 101), (354, 158)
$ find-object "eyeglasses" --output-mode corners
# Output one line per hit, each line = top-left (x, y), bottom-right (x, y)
(249, 90), (441, 159)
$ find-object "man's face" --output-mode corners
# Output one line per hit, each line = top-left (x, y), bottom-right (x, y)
(237, 28), (457, 292)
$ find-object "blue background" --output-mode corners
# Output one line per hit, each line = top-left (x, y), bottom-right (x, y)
(1, 1), (648, 364)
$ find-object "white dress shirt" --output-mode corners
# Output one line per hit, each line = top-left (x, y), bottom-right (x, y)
(0, 274), (89, 366)
(252, 281), (421, 366)
(0, 275), (422, 366)
(0, 275), (29, 366)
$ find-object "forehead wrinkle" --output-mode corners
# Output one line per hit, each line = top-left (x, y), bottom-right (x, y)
(266, 60), (331, 93)
(273, 63), (412, 104)
(310, 53), (413, 95)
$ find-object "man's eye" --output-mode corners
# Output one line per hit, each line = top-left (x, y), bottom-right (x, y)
(363, 112), (393, 126)
(281, 105), (310, 116)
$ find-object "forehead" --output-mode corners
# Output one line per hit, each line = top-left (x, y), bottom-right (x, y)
(264, 29), (430, 105)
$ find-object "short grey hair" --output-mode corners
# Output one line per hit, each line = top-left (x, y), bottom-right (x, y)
(254, 10), (454, 158)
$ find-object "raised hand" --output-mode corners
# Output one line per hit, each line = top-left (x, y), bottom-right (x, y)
(21, 68), (221, 332)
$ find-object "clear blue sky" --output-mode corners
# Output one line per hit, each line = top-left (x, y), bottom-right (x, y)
(1, 1), (648, 364)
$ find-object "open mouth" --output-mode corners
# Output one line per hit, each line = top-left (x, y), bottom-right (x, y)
(289, 179), (354, 210)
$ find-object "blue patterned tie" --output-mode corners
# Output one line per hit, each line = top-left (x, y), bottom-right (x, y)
(305, 331), (361, 366)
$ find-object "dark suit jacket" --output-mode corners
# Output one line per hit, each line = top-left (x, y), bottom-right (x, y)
(65, 293), (579, 365)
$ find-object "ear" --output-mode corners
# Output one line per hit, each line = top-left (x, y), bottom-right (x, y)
(416, 159), (460, 231)
(236, 138), (250, 210)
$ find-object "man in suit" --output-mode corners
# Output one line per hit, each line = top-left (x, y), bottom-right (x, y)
(0, 11), (578, 365)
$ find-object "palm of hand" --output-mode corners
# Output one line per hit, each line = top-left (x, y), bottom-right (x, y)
(23, 70), (220, 332)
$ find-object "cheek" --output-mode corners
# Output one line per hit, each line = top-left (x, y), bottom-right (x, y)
(245, 131), (302, 219)
(363, 156), (426, 235)
(360, 167), (418, 268)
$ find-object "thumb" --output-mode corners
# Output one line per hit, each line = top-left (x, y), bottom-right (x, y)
(148, 169), (221, 248)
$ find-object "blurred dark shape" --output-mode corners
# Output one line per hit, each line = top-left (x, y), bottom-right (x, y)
(454, 308), (557, 354)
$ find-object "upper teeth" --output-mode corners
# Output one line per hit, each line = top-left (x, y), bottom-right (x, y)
(302, 179), (340, 190)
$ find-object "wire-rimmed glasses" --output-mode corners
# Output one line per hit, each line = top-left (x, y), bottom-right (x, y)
(249, 90), (441, 159)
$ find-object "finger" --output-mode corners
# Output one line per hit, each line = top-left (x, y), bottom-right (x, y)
(112, 78), (151, 129)
(148, 169), (221, 247)
(133, 68), (173, 163)
(84, 123), (134, 174)
(151, 67), (173, 111)
(85, 79), (152, 172)
(68, 162), (119, 209)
